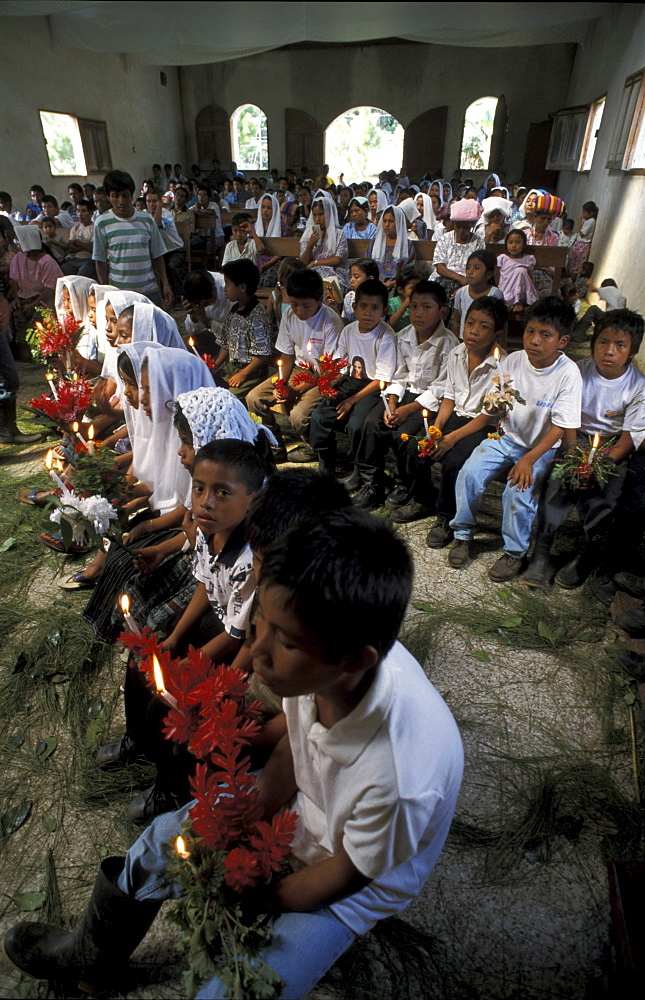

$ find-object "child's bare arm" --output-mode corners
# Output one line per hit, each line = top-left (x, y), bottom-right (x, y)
(336, 378), (381, 419)
(255, 732), (297, 817)
(607, 430), (634, 464)
(162, 582), (211, 651)
(508, 424), (566, 490)
(199, 630), (242, 664)
(272, 849), (371, 913)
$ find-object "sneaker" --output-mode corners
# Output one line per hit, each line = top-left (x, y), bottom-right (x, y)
(385, 486), (410, 510)
(352, 483), (385, 509)
(391, 500), (432, 524)
(426, 517), (453, 549)
(489, 553), (524, 582)
(448, 540), (471, 569)
(287, 443), (317, 463)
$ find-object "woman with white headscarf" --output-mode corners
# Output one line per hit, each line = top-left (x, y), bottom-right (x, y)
(414, 192), (437, 240)
(254, 192), (288, 286)
(369, 204), (415, 288)
(477, 172), (501, 203)
(300, 196), (349, 290)
(53, 274), (105, 369)
(9, 224), (62, 314)
(474, 196), (514, 245)
(367, 188), (389, 225)
(342, 196), (378, 241)
(397, 198), (424, 240)
(114, 301), (188, 351)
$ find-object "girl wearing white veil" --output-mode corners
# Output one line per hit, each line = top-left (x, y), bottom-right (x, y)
(255, 192), (287, 287)
(367, 188), (389, 224)
(397, 198), (423, 240)
(300, 196), (349, 289)
(54, 274), (105, 369)
(114, 302), (189, 351)
(415, 192), (437, 238)
(369, 204), (414, 288)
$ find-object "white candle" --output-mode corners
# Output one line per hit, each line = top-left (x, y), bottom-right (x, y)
(187, 337), (200, 357)
(46, 373), (58, 400)
(120, 594), (141, 635)
(422, 409), (429, 437)
(87, 424), (95, 456)
(277, 358), (284, 380)
(587, 433), (601, 464)
(152, 655), (178, 709)
(175, 835), (190, 860)
(44, 450), (67, 492)
(72, 421), (87, 447)
(493, 346), (505, 389)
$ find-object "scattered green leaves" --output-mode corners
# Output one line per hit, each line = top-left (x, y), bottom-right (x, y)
(13, 891), (46, 912)
(0, 800), (32, 837)
(36, 737), (57, 759)
(0, 537), (16, 552)
(471, 651), (491, 662)
(41, 814), (58, 833)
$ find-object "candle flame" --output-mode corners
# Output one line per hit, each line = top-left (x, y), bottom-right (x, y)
(591, 433), (601, 449)
(120, 594), (130, 614)
(188, 337), (194, 347)
(72, 422), (79, 433)
(379, 381), (385, 391)
(152, 655), (165, 694)
(493, 346), (501, 361)
(44, 450), (53, 470)
(175, 836), (190, 859)
(306, 341), (312, 353)
(46, 372), (54, 382)
(422, 409), (429, 418)
(87, 424), (95, 441)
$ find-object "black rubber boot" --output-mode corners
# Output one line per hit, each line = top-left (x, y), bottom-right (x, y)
(340, 465), (362, 492)
(95, 734), (143, 771)
(0, 399), (43, 445)
(522, 544), (553, 589)
(3, 857), (162, 993)
(554, 547), (597, 590)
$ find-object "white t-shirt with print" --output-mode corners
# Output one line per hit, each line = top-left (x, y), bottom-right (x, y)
(192, 526), (255, 639)
(275, 303), (343, 367)
(500, 350), (582, 450)
(577, 358), (645, 439)
(334, 319), (397, 382)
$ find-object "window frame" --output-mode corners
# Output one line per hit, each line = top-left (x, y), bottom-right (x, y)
(39, 109), (112, 177)
(606, 68), (645, 171)
(545, 105), (590, 171)
(230, 104), (269, 172)
(578, 96), (606, 172)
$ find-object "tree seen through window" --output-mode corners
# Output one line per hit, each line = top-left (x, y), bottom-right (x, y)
(460, 97), (498, 171)
(231, 105), (269, 171)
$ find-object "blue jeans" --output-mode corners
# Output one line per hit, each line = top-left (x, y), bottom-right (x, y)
(450, 435), (557, 557)
(117, 802), (356, 999)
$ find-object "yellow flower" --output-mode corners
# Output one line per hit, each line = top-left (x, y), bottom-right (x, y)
(270, 376), (278, 384)
(400, 433), (410, 441)
(248, 412), (262, 426)
(428, 426), (442, 439)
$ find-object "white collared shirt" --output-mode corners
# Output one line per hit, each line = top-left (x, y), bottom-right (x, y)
(389, 321), (458, 399)
(417, 342), (507, 417)
(284, 641), (463, 936)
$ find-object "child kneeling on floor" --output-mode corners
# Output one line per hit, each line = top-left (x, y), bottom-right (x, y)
(522, 308), (645, 590)
(4, 511), (463, 999)
(448, 296), (582, 581)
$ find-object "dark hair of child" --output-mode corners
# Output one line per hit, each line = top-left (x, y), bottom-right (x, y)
(505, 228), (528, 253)
(410, 279), (448, 308)
(600, 278), (616, 288)
(30, 184), (45, 196)
(197, 184), (212, 197)
(524, 296), (576, 339)
(590, 309), (644, 356)
(276, 256), (307, 286)
(182, 270), (215, 302)
(77, 199), (94, 213)
(355, 277), (388, 309)
(43, 195), (58, 208)
(172, 403), (191, 438)
(465, 295), (508, 330)
(68, 182), (83, 194)
(103, 170), (136, 195)
(562, 217), (574, 229)
(60, 201), (73, 211)
(580, 261), (595, 277)
(582, 201), (598, 217)
(193, 439), (273, 494)
(222, 258), (260, 295)
(561, 282), (578, 300)
(465, 186), (478, 197)
(116, 350), (136, 383)
(286, 268), (324, 301)
(231, 212), (252, 227)
(467, 249), (497, 283)
(352, 258), (380, 281)
(246, 469), (351, 555)
(259, 509), (413, 661)
(395, 264), (419, 291)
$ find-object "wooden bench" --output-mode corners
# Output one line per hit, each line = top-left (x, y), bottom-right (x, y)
(220, 208), (258, 225)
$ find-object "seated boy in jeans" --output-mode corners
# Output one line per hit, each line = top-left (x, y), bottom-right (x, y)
(245, 269), (343, 462)
(4, 512), (463, 999)
(449, 296), (582, 582)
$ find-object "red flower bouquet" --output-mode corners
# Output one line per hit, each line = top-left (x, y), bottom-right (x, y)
(291, 353), (346, 398)
(25, 307), (83, 369)
(28, 375), (93, 426)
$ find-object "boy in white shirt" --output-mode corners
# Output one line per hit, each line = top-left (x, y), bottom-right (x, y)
(245, 269), (343, 462)
(523, 309), (645, 589)
(357, 280), (458, 519)
(181, 270), (232, 351)
(449, 297), (582, 582)
(221, 212), (264, 265)
(309, 278), (397, 503)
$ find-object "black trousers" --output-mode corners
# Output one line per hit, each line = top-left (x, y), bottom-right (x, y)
(309, 377), (384, 478)
(355, 391), (427, 489)
(604, 449), (645, 575)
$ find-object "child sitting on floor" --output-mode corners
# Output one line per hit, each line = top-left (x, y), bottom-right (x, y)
(245, 268), (343, 463)
(209, 259), (273, 399)
(452, 249), (503, 338)
(3, 510), (463, 1000)
(523, 309), (645, 590)
(342, 257), (380, 323)
(448, 296), (582, 582)
(309, 278), (397, 492)
(357, 280), (457, 517)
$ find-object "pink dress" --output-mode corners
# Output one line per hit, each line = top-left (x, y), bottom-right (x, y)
(497, 253), (538, 307)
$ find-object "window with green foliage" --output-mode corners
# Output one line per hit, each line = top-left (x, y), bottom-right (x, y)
(39, 111), (112, 177)
(460, 97), (498, 171)
(324, 107), (404, 183)
(231, 105), (269, 171)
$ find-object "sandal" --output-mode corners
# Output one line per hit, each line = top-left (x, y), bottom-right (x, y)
(56, 571), (96, 590)
(39, 532), (93, 555)
(16, 488), (54, 507)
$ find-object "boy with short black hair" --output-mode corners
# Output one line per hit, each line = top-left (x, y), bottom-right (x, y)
(309, 277), (397, 501)
(209, 259), (273, 398)
(245, 268), (343, 461)
(523, 308), (645, 589)
(357, 279), (457, 517)
(449, 296), (582, 581)
(181, 269), (231, 351)
(93, 169), (172, 308)
(4, 510), (462, 999)
(222, 212), (264, 264)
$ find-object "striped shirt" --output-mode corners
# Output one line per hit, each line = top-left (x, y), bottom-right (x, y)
(92, 209), (166, 295)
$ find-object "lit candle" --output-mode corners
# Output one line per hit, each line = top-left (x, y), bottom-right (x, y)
(493, 346), (505, 390)
(45, 373), (58, 400)
(152, 655), (178, 709)
(422, 409), (429, 437)
(587, 433), (601, 464)
(187, 337), (200, 357)
(175, 836), (190, 860)
(120, 594), (141, 636)
(87, 424), (95, 456)
(277, 358), (284, 380)
(72, 421), (87, 447)
(44, 450), (67, 492)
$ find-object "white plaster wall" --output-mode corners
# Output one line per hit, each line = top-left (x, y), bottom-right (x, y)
(0, 16), (187, 206)
(556, 5), (645, 322)
(178, 39), (575, 183)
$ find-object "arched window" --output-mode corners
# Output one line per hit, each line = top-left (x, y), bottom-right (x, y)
(324, 107), (404, 183)
(231, 104), (268, 171)
(460, 97), (498, 170)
